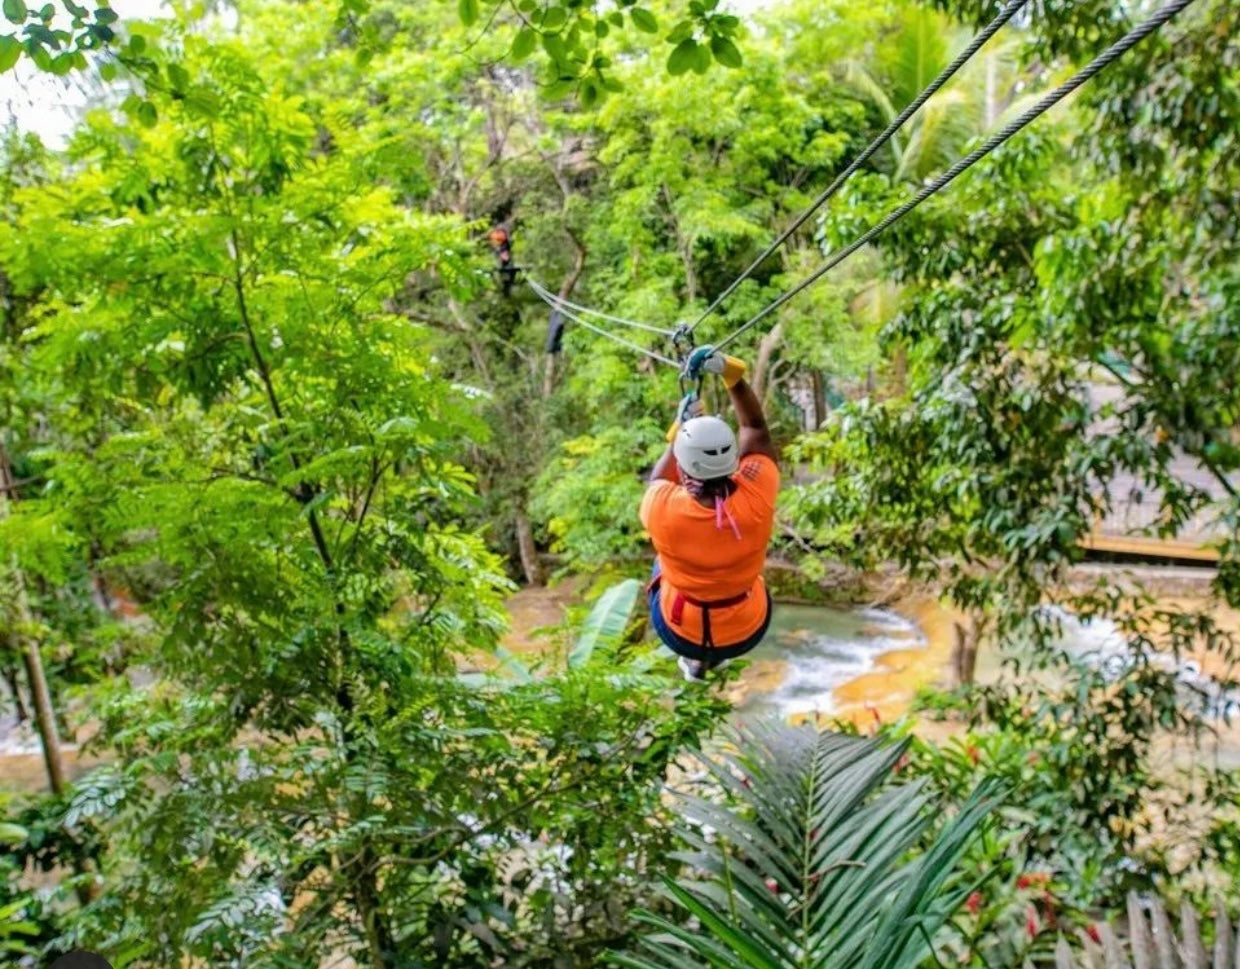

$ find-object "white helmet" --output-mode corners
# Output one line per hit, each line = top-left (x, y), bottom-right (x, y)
(674, 415), (739, 480)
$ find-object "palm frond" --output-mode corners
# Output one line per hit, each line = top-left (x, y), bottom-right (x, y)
(612, 721), (1001, 969)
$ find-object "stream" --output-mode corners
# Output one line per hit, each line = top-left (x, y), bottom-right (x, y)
(733, 603), (929, 718)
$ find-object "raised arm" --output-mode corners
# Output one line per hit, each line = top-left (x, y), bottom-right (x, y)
(692, 348), (778, 463)
(649, 444), (679, 484)
(728, 377), (778, 462)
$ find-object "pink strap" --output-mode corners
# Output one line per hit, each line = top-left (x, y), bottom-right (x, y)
(714, 496), (742, 541)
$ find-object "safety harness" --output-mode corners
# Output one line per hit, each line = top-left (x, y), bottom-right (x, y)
(648, 573), (752, 649)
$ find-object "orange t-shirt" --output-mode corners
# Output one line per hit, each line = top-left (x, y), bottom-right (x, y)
(639, 454), (779, 646)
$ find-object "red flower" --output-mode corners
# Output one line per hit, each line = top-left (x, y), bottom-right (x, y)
(765, 878), (779, 894)
(1025, 905), (1039, 938)
(1085, 924), (1102, 944)
(1016, 872), (1051, 889)
(966, 892), (983, 915)
(966, 745), (980, 765)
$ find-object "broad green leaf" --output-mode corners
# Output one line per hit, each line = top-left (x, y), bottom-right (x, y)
(543, 76), (575, 100)
(0, 34), (19, 71)
(666, 38), (696, 76)
(136, 99), (157, 127)
(667, 18), (693, 43)
(0, 822), (27, 844)
(710, 34), (741, 68)
(458, 0), (478, 26)
(570, 579), (640, 668)
(3, 0), (25, 25)
(26, 37), (49, 68)
(580, 76), (599, 107)
(511, 26), (536, 60)
(167, 61), (189, 91)
(630, 7), (657, 33)
(541, 6), (566, 30)
(691, 41), (711, 74)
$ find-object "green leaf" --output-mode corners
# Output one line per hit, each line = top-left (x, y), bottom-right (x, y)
(593, 19), (608, 37)
(457, 0), (478, 26)
(541, 6), (566, 30)
(0, 34), (19, 71)
(94, 5), (118, 24)
(98, 57), (116, 80)
(666, 19), (693, 43)
(666, 37), (696, 76)
(0, 822), (28, 844)
(630, 7), (657, 33)
(3, 0), (26, 25)
(710, 34), (741, 68)
(511, 26), (536, 61)
(543, 76), (575, 100)
(691, 41), (711, 74)
(570, 579), (640, 668)
(579, 76), (599, 108)
(126, 32), (144, 53)
(167, 60), (189, 91)
(136, 99), (157, 127)
(26, 38), (48, 69)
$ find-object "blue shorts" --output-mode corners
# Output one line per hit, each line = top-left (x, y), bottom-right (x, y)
(647, 560), (773, 663)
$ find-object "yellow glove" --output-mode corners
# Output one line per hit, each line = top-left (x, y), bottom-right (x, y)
(666, 395), (704, 442)
(705, 352), (748, 389)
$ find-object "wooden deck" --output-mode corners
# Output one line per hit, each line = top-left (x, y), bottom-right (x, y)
(1086, 382), (1232, 563)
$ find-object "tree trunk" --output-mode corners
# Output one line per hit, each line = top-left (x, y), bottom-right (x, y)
(2, 662), (29, 722)
(515, 508), (544, 587)
(751, 321), (784, 403)
(1, 440), (68, 794)
(355, 845), (396, 969)
(810, 370), (826, 430)
(952, 618), (981, 687)
(22, 630), (66, 795)
(542, 354), (556, 399)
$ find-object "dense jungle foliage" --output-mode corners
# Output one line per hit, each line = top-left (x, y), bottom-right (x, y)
(1, 0), (1238, 966)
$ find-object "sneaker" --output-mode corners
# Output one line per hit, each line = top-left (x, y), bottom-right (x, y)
(678, 656), (707, 682)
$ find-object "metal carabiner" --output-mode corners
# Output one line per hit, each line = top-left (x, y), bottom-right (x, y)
(671, 322), (694, 362)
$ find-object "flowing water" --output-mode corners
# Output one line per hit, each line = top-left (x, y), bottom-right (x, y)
(734, 603), (928, 718)
(1045, 606), (1240, 720)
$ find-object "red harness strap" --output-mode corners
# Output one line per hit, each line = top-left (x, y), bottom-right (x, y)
(650, 573), (751, 648)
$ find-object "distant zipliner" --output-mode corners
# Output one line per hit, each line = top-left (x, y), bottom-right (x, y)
(487, 225), (520, 297)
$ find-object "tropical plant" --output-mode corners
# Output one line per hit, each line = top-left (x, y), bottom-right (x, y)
(572, 578), (643, 666)
(1055, 894), (1238, 969)
(612, 722), (1001, 969)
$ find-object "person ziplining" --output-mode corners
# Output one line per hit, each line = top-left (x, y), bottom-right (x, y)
(488, 225), (519, 296)
(522, 0), (1196, 681)
(641, 348), (779, 681)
